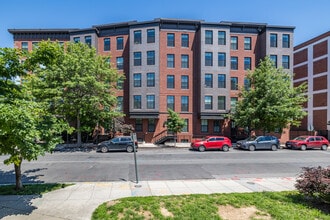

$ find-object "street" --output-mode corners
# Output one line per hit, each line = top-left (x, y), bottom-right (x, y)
(0, 147), (329, 184)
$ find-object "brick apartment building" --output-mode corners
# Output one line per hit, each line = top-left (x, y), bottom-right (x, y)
(293, 31), (330, 139)
(8, 18), (295, 143)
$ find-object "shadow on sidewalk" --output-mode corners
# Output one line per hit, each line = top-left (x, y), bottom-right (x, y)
(0, 169), (45, 219)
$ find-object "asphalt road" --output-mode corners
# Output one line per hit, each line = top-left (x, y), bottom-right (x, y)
(0, 147), (329, 184)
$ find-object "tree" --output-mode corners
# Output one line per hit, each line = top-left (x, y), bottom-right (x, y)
(26, 41), (123, 146)
(0, 48), (25, 97)
(165, 109), (185, 146)
(233, 56), (307, 135)
(0, 47), (68, 190)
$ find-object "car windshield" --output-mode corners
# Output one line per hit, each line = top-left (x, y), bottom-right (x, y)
(294, 136), (307, 141)
(246, 136), (257, 141)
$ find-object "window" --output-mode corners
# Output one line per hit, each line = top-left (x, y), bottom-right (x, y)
(85, 36), (91, 47)
(21, 42), (28, 51)
(117, 96), (123, 111)
(218, 96), (226, 110)
(32, 42), (38, 49)
(167, 75), (175, 88)
(205, 74), (213, 88)
(104, 38), (110, 51)
(73, 37), (80, 43)
(205, 96), (213, 110)
(167, 33), (175, 47)
(135, 119), (142, 132)
(270, 33), (277, 47)
(182, 119), (188, 132)
(116, 57), (124, 70)
(134, 52), (142, 66)
(181, 75), (189, 89)
(244, 57), (251, 70)
(244, 37), (251, 50)
(134, 30), (142, 44)
(133, 95), (141, 109)
(270, 55), (277, 67)
(205, 30), (213, 44)
(244, 78), (250, 91)
(231, 77), (238, 90)
(167, 95), (175, 110)
(147, 29), (155, 43)
(181, 96), (189, 112)
(282, 55), (290, 69)
(218, 31), (226, 45)
(147, 72), (155, 87)
(205, 52), (213, 66)
(147, 95), (155, 109)
(218, 74), (226, 88)
(147, 51), (155, 65)
(167, 54), (175, 68)
(133, 73), (141, 87)
(181, 55), (189, 68)
(231, 97), (238, 112)
(181, 34), (189, 47)
(117, 78), (123, 90)
(148, 119), (155, 132)
(231, 36), (238, 50)
(201, 119), (208, 133)
(116, 37), (124, 50)
(231, 56), (238, 70)
(213, 121), (220, 133)
(282, 34), (290, 48)
(218, 52), (226, 67)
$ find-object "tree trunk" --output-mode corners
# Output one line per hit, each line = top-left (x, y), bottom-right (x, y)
(77, 112), (82, 146)
(14, 161), (23, 190)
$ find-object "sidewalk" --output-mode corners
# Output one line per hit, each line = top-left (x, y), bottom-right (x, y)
(0, 177), (296, 220)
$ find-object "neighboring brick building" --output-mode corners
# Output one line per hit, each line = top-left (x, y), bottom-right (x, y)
(293, 31), (330, 139)
(8, 18), (295, 143)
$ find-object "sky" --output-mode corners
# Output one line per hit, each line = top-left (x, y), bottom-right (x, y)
(1, 0), (329, 48)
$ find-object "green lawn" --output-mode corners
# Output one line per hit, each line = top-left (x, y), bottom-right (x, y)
(92, 191), (330, 220)
(0, 183), (72, 195)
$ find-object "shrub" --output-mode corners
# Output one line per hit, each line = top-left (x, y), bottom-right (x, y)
(295, 166), (330, 203)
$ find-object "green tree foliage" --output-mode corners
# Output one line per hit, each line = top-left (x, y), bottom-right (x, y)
(165, 109), (185, 145)
(233, 56), (307, 134)
(0, 48), (26, 97)
(0, 47), (68, 190)
(26, 41), (123, 145)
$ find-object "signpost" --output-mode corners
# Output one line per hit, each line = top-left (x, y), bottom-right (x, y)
(131, 133), (140, 187)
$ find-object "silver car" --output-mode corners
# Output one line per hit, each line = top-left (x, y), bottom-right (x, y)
(236, 136), (280, 151)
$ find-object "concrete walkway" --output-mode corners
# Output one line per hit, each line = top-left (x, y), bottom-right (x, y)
(0, 177), (296, 220)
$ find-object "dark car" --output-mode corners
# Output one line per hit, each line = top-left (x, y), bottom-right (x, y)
(236, 136), (280, 151)
(285, 136), (329, 151)
(191, 136), (232, 152)
(97, 136), (138, 153)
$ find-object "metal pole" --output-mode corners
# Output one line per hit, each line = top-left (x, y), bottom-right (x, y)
(133, 141), (138, 184)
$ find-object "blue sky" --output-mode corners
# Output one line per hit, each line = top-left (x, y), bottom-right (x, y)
(1, 0), (329, 48)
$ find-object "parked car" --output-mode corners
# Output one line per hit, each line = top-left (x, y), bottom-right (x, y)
(285, 136), (329, 151)
(97, 136), (138, 153)
(236, 136), (280, 151)
(191, 136), (232, 152)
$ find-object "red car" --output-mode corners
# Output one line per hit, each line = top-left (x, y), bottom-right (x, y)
(191, 136), (232, 152)
(285, 136), (329, 151)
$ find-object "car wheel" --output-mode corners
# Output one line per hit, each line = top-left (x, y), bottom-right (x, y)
(100, 146), (108, 153)
(248, 145), (255, 151)
(199, 145), (206, 152)
(271, 144), (278, 151)
(222, 145), (229, 152)
(301, 145), (307, 151)
(126, 146), (134, 153)
(321, 145), (328, 151)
